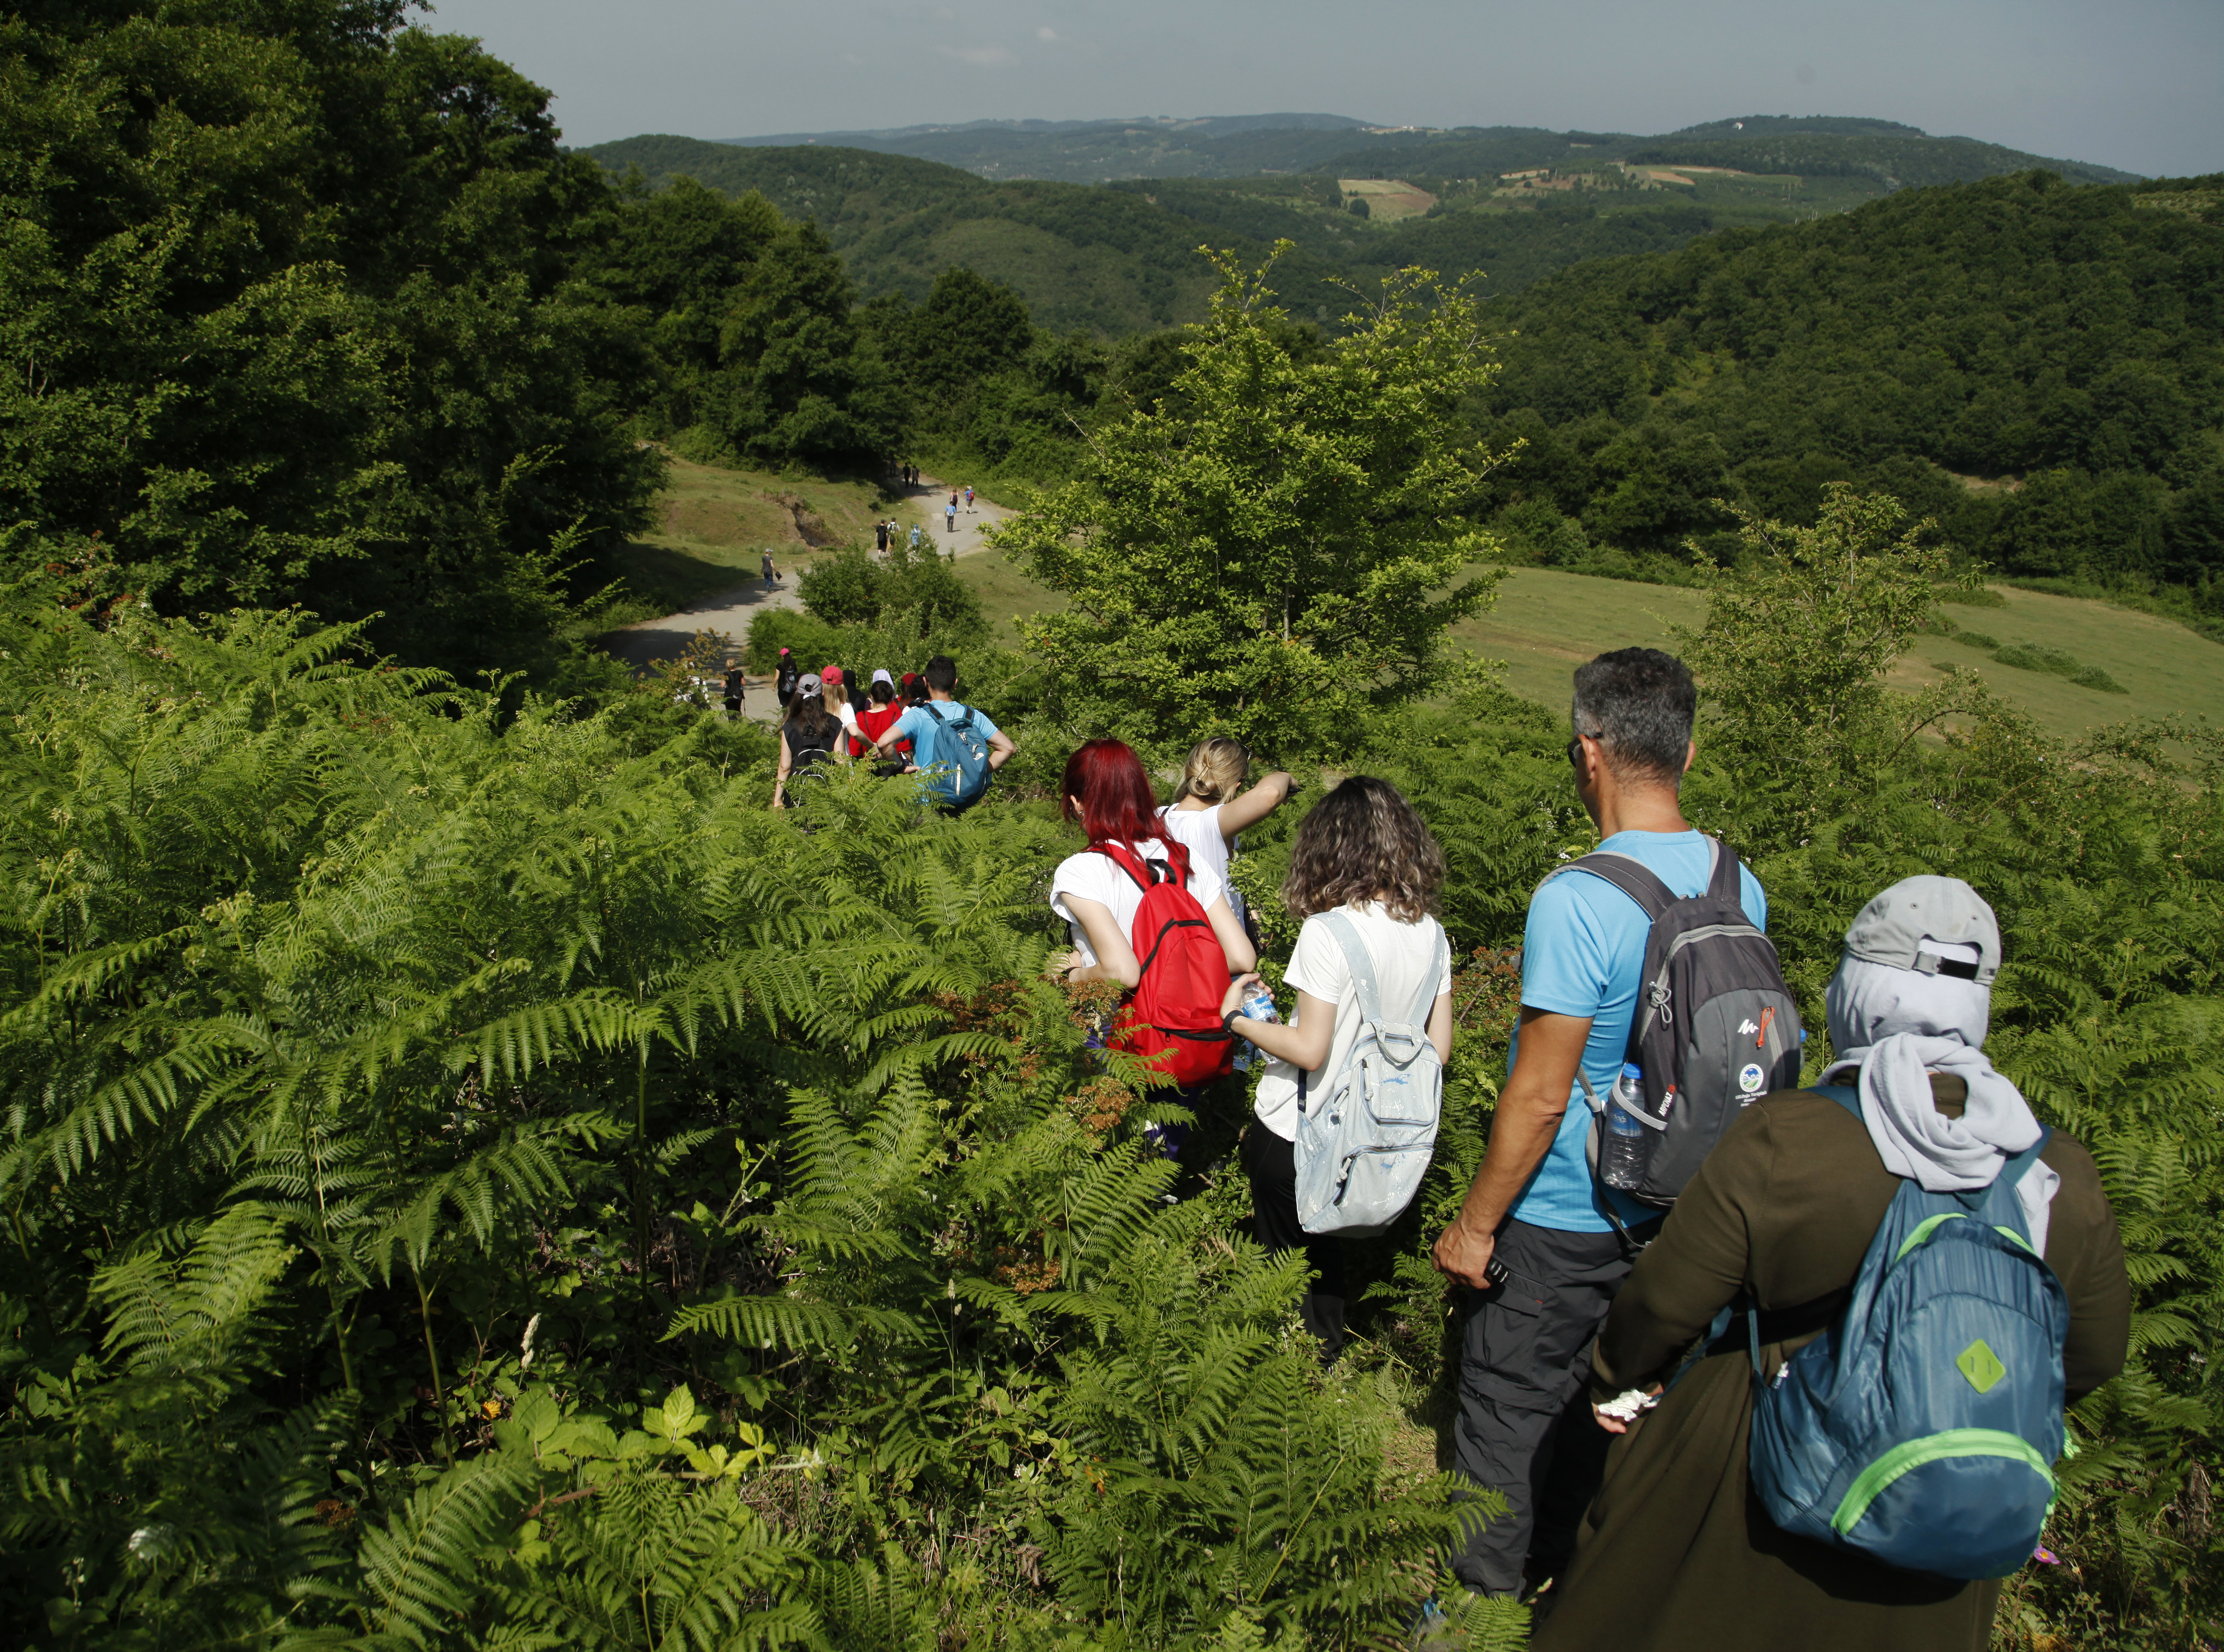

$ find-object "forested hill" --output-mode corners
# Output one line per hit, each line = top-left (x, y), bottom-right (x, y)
(585, 121), (2145, 338)
(1469, 171), (2224, 610)
(695, 110), (2141, 189)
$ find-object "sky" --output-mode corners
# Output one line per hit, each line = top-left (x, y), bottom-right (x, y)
(423, 0), (2223, 179)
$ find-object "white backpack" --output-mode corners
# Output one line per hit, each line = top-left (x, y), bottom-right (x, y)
(1292, 911), (1449, 1237)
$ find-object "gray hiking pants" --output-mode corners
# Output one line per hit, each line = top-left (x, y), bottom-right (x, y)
(1450, 1217), (1651, 1595)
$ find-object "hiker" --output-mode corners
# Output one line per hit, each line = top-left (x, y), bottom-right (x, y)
(965, 484), (975, 511)
(870, 653), (1014, 813)
(909, 523), (922, 552)
(1535, 876), (2130, 1652)
(775, 648), (799, 710)
(1221, 777), (1452, 1363)
(875, 519), (890, 555)
(1157, 737), (1293, 937)
(855, 669), (906, 766)
(722, 661), (746, 719)
(944, 499), (957, 535)
(1052, 738), (1257, 1157)
(1430, 647), (1769, 1600)
(760, 549), (778, 588)
(772, 673), (845, 810)
(899, 670), (927, 710)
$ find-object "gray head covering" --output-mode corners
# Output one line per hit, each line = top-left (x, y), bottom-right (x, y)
(796, 672), (823, 698)
(1822, 876), (2059, 1253)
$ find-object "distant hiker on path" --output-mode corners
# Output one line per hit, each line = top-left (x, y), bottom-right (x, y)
(775, 648), (799, 711)
(773, 673), (845, 811)
(944, 500), (957, 534)
(910, 524), (923, 551)
(965, 485), (975, 511)
(723, 662), (746, 719)
(872, 653), (1014, 814)
(760, 549), (778, 589)
(875, 519), (889, 554)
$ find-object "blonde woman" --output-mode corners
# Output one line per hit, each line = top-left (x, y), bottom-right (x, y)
(1157, 738), (1292, 931)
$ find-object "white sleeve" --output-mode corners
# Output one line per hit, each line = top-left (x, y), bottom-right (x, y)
(1282, 915), (1349, 1004)
(1049, 853), (1112, 927)
(1187, 860), (1226, 912)
(1435, 920), (1455, 999)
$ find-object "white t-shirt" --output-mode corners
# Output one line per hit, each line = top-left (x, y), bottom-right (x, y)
(1252, 903), (1453, 1142)
(1156, 803), (1234, 892)
(1050, 842), (1228, 967)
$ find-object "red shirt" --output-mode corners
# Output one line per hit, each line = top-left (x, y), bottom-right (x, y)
(854, 702), (905, 758)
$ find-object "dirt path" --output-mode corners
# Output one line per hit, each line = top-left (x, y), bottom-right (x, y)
(602, 474), (1015, 725)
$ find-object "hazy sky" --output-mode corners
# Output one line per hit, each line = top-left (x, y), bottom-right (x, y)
(424, 0), (2222, 178)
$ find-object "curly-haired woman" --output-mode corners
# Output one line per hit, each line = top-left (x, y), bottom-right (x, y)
(1221, 776), (1454, 1362)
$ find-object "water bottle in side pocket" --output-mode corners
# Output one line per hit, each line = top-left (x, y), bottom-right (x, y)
(1600, 1062), (1651, 1191)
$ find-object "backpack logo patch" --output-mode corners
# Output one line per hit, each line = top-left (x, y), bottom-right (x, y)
(1738, 1018), (1760, 1036)
(1738, 1061), (1767, 1094)
(1957, 1339), (2007, 1394)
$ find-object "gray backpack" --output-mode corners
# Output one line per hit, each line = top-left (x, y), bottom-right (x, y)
(1543, 840), (1801, 1223)
(1292, 911), (1450, 1238)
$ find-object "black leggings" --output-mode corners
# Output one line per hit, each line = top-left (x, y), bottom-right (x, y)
(1243, 1126), (1345, 1363)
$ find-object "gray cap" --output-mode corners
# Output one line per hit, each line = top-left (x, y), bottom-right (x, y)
(1843, 875), (2001, 986)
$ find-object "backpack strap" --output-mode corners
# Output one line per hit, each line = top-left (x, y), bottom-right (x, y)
(1704, 837), (1748, 914)
(1315, 909), (1385, 1024)
(1088, 842), (1166, 894)
(1551, 850), (1680, 921)
(1811, 1082), (1862, 1122)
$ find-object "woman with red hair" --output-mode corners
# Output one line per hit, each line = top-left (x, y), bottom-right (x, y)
(1051, 738), (1256, 990)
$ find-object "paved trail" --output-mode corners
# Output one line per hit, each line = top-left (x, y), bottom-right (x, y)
(603, 475), (1013, 725)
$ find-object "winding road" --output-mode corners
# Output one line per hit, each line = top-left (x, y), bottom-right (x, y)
(601, 475), (1014, 724)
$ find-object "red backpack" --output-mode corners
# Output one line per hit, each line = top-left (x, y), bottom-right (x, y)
(1089, 844), (1236, 1088)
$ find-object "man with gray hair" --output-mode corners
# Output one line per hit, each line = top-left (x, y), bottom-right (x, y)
(1431, 647), (1769, 1601)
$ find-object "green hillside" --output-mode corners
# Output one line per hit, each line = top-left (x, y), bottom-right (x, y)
(587, 114), (2143, 339)
(1469, 170), (2224, 612)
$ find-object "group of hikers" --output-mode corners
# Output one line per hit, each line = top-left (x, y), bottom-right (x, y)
(768, 649), (1012, 812)
(972, 645), (2128, 1652)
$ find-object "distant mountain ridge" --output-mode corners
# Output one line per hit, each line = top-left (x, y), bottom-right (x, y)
(696, 111), (2140, 186)
(581, 116), (2147, 338)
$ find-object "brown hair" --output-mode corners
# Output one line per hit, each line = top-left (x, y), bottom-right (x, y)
(1175, 737), (1250, 804)
(1280, 776), (1445, 924)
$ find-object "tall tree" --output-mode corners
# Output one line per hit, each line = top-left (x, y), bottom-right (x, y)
(0, 0), (658, 674)
(990, 248), (1505, 753)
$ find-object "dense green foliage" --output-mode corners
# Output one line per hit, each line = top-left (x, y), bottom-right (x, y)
(0, 0), (669, 678)
(0, 4), (920, 678)
(1473, 171), (2224, 617)
(990, 252), (1502, 752)
(5, 15), (2220, 1646)
(4, 479), (2220, 1646)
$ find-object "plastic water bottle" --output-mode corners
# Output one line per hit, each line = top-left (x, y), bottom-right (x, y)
(1231, 984), (1279, 1073)
(1601, 1062), (1650, 1191)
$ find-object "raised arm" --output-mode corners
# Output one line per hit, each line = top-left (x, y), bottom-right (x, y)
(1214, 771), (1294, 839)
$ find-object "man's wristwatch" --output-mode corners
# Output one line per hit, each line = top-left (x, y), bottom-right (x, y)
(1222, 1009), (1242, 1037)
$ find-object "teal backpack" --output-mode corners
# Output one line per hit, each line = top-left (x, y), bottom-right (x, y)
(917, 703), (991, 809)
(1746, 1084), (2071, 1581)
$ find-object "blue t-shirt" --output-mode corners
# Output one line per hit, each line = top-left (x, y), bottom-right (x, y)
(892, 701), (999, 772)
(1509, 830), (1768, 1233)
